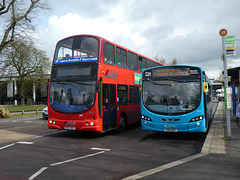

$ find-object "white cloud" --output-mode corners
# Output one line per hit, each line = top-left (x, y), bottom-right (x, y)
(36, 0), (240, 80)
(40, 12), (148, 59)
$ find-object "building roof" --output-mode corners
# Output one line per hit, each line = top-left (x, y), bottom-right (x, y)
(227, 67), (240, 78)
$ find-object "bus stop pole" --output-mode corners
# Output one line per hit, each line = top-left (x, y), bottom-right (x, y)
(222, 34), (232, 138)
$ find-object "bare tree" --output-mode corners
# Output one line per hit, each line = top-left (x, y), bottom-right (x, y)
(154, 54), (166, 64)
(170, 58), (177, 65)
(0, 0), (50, 52)
(2, 38), (51, 105)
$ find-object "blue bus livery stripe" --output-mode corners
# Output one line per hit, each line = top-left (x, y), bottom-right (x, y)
(54, 56), (98, 64)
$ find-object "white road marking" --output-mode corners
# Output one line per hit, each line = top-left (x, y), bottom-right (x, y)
(50, 151), (106, 167)
(36, 122), (45, 124)
(29, 148), (110, 179)
(29, 167), (48, 180)
(24, 121), (33, 123)
(0, 131), (62, 151)
(0, 143), (15, 150)
(91, 147), (111, 151)
(122, 153), (207, 180)
(17, 141), (34, 145)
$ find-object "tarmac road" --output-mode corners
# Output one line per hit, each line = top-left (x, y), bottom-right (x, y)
(0, 115), (208, 180)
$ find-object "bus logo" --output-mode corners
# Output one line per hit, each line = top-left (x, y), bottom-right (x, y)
(64, 121), (76, 126)
(105, 70), (117, 79)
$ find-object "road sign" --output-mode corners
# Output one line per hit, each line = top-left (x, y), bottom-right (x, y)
(219, 29), (227, 36)
(226, 35), (236, 56)
(226, 35), (235, 44)
(224, 86), (232, 110)
(226, 50), (236, 56)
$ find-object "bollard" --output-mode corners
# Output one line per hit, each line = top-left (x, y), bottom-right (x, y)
(22, 110), (24, 115)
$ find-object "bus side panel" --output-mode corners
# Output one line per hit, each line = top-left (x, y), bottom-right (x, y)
(125, 104), (141, 124)
(116, 104), (140, 126)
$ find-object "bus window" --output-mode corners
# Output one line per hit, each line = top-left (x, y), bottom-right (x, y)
(155, 62), (162, 66)
(147, 59), (154, 68)
(55, 36), (98, 59)
(116, 47), (127, 68)
(139, 56), (147, 72)
(103, 42), (115, 65)
(117, 85), (128, 105)
(129, 86), (139, 104)
(128, 52), (138, 71)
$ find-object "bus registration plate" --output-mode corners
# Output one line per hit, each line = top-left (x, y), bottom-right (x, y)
(64, 126), (76, 130)
(164, 128), (178, 132)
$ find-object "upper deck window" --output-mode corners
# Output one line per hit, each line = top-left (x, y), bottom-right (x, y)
(148, 60), (154, 68)
(103, 42), (115, 65)
(116, 47), (127, 68)
(139, 56), (147, 72)
(155, 62), (162, 67)
(54, 36), (98, 64)
(128, 52), (138, 71)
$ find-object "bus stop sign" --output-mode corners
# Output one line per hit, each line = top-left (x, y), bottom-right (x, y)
(219, 29), (227, 36)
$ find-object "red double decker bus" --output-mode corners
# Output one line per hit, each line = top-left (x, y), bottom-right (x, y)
(48, 34), (163, 132)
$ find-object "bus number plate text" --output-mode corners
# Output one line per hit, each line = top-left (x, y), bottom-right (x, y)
(64, 126), (76, 130)
(164, 129), (178, 132)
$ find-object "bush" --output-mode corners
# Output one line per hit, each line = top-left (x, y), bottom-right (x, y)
(0, 106), (10, 118)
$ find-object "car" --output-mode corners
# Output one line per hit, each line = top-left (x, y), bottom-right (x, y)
(216, 89), (224, 101)
(42, 107), (48, 119)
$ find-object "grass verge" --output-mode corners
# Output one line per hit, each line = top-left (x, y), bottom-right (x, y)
(5, 105), (46, 112)
(10, 112), (43, 117)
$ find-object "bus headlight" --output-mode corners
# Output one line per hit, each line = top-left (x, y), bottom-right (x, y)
(141, 115), (152, 121)
(190, 115), (204, 122)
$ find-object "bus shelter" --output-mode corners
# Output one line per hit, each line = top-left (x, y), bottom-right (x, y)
(227, 67), (240, 114)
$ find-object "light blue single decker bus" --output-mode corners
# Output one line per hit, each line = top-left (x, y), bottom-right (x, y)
(141, 65), (212, 133)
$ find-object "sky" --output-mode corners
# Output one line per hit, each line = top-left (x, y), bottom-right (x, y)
(35, 0), (240, 80)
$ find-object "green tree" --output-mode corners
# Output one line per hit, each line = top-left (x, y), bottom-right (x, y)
(0, 0), (50, 52)
(2, 39), (51, 105)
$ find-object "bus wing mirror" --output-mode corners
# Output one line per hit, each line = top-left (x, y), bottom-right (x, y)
(203, 82), (208, 93)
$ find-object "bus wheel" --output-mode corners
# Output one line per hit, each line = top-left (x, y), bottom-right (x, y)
(118, 114), (126, 132)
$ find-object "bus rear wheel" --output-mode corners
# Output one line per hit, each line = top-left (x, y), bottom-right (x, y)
(118, 114), (127, 132)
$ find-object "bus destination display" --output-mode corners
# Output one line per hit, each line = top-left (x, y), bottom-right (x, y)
(145, 67), (200, 77)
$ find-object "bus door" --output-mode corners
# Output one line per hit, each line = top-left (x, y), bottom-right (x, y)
(102, 84), (117, 131)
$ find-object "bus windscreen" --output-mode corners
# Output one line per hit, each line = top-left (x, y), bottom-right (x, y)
(142, 66), (201, 115)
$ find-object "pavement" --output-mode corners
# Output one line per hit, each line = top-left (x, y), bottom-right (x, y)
(124, 101), (240, 180)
